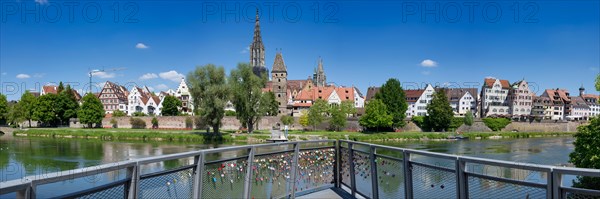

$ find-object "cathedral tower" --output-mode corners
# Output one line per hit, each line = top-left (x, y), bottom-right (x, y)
(271, 52), (288, 115)
(313, 57), (327, 87)
(250, 9), (267, 77)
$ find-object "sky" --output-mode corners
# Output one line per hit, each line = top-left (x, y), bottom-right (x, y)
(1, 0), (599, 100)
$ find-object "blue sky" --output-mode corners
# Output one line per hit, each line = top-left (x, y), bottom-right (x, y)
(1, 0), (599, 100)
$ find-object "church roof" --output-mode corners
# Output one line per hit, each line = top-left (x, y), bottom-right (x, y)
(250, 9), (264, 50)
(271, 52), (287, 72)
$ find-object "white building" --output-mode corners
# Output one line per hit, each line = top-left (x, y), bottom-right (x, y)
(480, 78), (511, 117)
(128, 86), (161, 116)
(405, 84), (435, 117)
(509, 80), (534, 118)
(291, 86), (363, 117)
(175, 78), (194, 114)
(445, 88), (478, 117)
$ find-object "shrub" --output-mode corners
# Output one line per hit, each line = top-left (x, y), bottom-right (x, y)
(569, 117), (600, 189)
(110, 118), (118, 128)
(449, 117), (464, 131)
(280, 115), (294, 126)
(112, 110), (126, 117)
(132, 112), (147, 117)
(225, 110), (236, 116)
(185, 117), (193, 129)
(464, 110), (474, 126)
(411, 116), (430, 131)
(130, 118), (146, 129)
(482, 118), (511, 131)
(151, 117), (159, 129)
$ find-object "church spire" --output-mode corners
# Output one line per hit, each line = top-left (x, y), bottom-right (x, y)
(250, 8), (266, 77)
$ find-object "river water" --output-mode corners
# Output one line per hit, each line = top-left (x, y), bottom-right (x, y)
(0, 135), (576, 198)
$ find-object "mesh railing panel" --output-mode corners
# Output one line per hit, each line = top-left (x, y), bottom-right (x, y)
(467, 175), (546, 199)
(249, 152), (294, 199)
(411, 164), (457, 198)
(340, 148), (351, 187)
(353, 150), (372, 198)
(295, 148), (335, 192)
(201, 158), (247, 199)
(76, 183), (126, 199)
(376, 155), (405, 199)
(565, 191), (600, 199)
(139, 167), (194, 199)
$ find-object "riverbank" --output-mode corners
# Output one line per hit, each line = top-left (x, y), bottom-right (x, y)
(10, 128), (576, 143)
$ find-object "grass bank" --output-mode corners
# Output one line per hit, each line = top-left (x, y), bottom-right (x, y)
(287, 130), (575, 141)
(13, 128), (235, 142)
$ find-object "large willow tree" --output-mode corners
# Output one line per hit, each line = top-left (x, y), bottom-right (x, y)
(229, 63), (277, 133)
(188, 64), (229, 135)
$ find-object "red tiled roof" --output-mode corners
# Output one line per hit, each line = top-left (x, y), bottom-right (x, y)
(484, 78), (510, 89)
(365, 87), (380, 101)
(405, 89), (425, 102)
(42, 85), (57, 94)
(335, 87), (354, 101)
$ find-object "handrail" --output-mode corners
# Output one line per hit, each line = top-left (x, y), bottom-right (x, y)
(1, 139), (599, 199)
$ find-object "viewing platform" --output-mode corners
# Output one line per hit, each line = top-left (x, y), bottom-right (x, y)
(1, 140), (599, 199)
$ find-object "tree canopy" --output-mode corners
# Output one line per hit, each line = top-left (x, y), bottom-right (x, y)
(188, 64), (229, 135)
(18, 91), (37, 127)
(374, 78), (408, 128)
(426, 90), (453, 132)
(0, 94), (7, 123)
(229, 63), (277, 133)
(359, 99), (393, 132)
(161, 95), (182, 116)
(78, 93), (105, 128)
(569, 117), (600, 189)
(328, 100), (357, 131)
(33, 94), (59, 126)
(307, 99), (328, 130)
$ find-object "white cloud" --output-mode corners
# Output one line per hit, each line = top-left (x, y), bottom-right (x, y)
(136, 43), (149, 49)
(420, 59), (438, 67)
(421, 71), (431, 75)
(485, 76), (496, 79)
(147, 87), (155, 91)
(35, 0), (49, 5)
(139, 73), (158, 80)
(156, 84), (169, 90)
(33, 73), (45, 78)
(159, 70), (184, 82)
(16, 74), (31, 79)
(241, 47), (250, 54)
(92, 71), (116, 79)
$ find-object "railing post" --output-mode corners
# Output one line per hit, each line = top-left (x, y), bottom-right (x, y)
(370, 145), (379, 199)
(126, 163), (140, 199)
(334, 140), (341, 188)
(192, 153), (205, 199)
(290, 143), (301, 199)
(456, 157), (467, 199)
(348, 142), (357, 197)
(243, 147), (255, 199)
(16, 182), (32, 199)
(551, 169), (560, 199)
(403, 151), (413, 199)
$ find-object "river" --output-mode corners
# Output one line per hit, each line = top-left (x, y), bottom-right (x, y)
(0, 134), (576, 198)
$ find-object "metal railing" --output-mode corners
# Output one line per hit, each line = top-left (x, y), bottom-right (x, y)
(1, 139), (599, 199)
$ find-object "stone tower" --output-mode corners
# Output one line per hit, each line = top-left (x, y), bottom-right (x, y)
(271, 52), (288, 115)
(579, 85), (585, 96)
(250, 9), (267, 77)
(313, 57), (327, 87)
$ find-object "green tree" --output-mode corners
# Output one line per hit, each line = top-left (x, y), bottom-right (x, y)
(308, 99), (328, 130)
(0, 94), (8, 123)
(7, 103), (24, 127)
(161, 95), (182, 116)
(359, 99), (393, 132)
(188, 64), (229, 135)
(56, 86), (79, 125)
(482, 118), (511, 131)
(151, 117), (159, 129)
(596, 74), (600, 92)
(78, 93), (105, 128)
(569, 117), (600, 189)
(280, 115), (294, 126)
(57, 82), (65, 94)
(18, 91), (37, 127)
(261, 91), (279, 116)
(132, 112), (147, 117)
(299, 110), (309, 129)
(328, 101), (356, 131)
(33, 94), (59, 126)
(229, 63), (277, 133)
(464, 110), (474, 126)
(374, 78), (408, 128)
(426, 91), (453, 132)
(112, 110), (127, 117)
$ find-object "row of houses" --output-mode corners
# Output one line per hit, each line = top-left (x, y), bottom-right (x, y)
(37, 78), (194, 116)
(365, 78), (599, 121)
